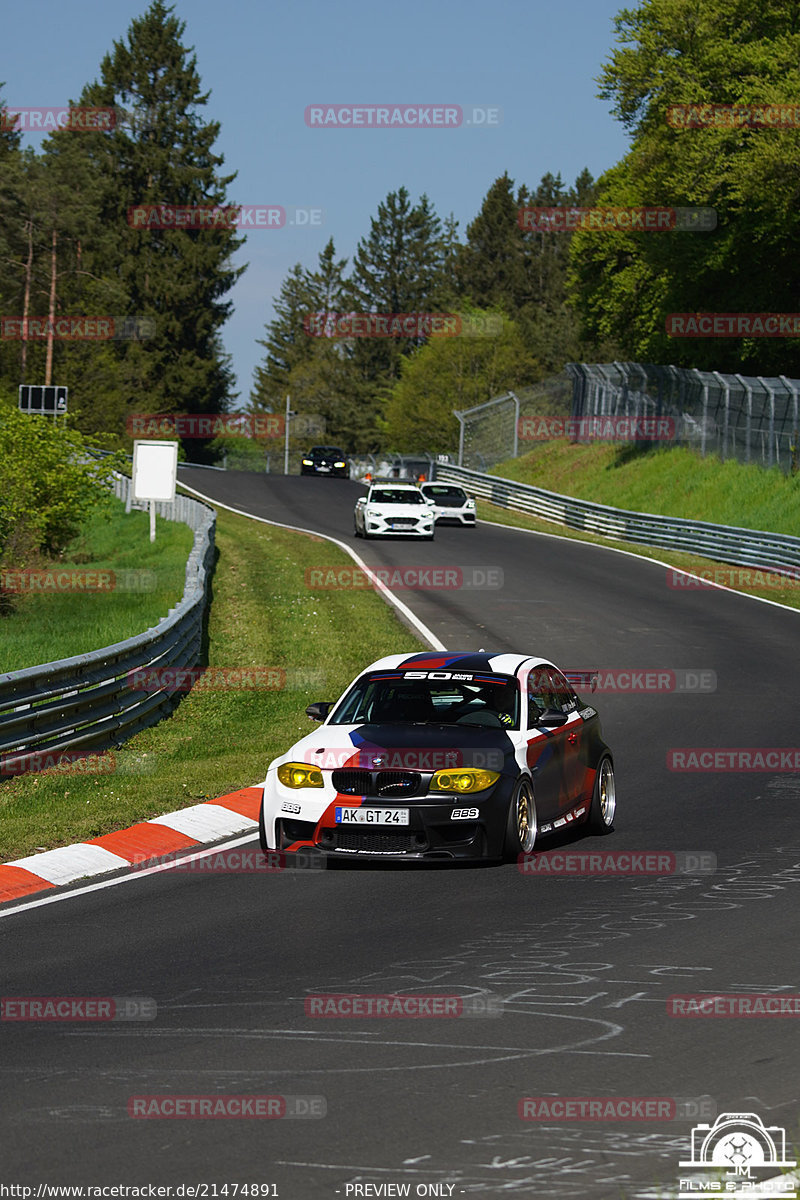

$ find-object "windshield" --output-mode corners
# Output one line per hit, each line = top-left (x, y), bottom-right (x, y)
(330, 671), (520, 729)
(370, 489), (425, 505)
(423, 486), (467, 502)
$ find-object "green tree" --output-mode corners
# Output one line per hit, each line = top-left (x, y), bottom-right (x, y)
(381, 308), (542, 452)
(251, 238), (349, 409)
(0, 388), (123, 570)
(568, 0), (800, 374)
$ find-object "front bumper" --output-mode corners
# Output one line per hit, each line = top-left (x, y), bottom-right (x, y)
(302, 464), (349, 477)
(363, 518), (434, 537)
(271, 784), (514, 861)
(434, 508), (476, 525)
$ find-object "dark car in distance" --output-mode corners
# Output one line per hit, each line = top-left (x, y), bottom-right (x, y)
(301, 446), (350, 478)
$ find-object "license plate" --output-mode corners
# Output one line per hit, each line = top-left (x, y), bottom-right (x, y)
(390, 519), (414, 528)
(335, 806), (410, 825)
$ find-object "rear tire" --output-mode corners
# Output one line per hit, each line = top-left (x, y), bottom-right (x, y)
(503, 777), (536, 861)
(588, 757), (616, 834)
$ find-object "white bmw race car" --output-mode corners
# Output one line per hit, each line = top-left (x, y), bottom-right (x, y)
(258, 650), (616, 863)
(354, 482), (435, 539)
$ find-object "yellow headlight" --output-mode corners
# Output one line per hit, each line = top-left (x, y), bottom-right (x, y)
(429, 769), (499, 794)
(277, 762), (324, 788)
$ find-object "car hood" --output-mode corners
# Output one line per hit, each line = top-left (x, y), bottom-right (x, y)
(272, 721), (512, 774)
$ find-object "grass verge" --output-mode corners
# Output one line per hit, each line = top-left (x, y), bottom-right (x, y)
(481, 442), (800, 610)
(1, 501), (194, 671)
(492, 441), (800, 534)
(0, 506), (422, 861)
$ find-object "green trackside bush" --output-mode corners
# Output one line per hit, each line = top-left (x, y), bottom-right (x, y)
(0, 388), (126, 568)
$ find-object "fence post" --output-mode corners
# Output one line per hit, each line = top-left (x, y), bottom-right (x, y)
(713, 371), (729, 461)
(760, 378), (775, 468)
(779, 376), (799, 474)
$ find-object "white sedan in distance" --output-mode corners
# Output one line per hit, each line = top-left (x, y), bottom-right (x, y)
(354, 482), (435, 540)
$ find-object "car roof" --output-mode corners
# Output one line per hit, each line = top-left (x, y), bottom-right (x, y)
(368, 481), (423, 491)
(354, 651), (557, 678)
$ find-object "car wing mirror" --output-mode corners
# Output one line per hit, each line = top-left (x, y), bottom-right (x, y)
(536, 707), (568, 727)
(306, 701), (332, 721)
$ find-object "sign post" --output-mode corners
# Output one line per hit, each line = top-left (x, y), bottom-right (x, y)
(131, 440), (178, 542)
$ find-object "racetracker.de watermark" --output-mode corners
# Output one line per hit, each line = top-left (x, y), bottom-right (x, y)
(126, 413), (284, 438)
(0, 316), (155, 340)
(1, 996), (156, 1020)
(133, 849), (326, 878)
(667, 567), (800, 590)
(668, 994), (800, 1017)
(128, 1095), (325, 1119)
(130, 848), (326, 873)
(666, 313), (800, 336)
(304, 566), (503, 591)
(667, 103), (800, 129)
(300, 747), (505, 771)
(0, 106), (116, 132)
(560, 668), (716, 693)
(517, 851), (717, 876)
(0, 751), (117, 777)
(518, 1096), (717, 1121)
(304, 993), (503, 1017)
(0, 569), (156, 593)
(518, 206), (716, 232)
(304, 104), (501, 128)
(518, 415), (675, 441)
(127, 205), (324, 229)
(304, 312), (461, 338)
(127, 667), (286, 692)
(667, 748), (800, 771)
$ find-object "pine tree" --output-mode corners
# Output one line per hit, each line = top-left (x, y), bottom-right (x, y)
(251, 238), (349, 410)
(71, 0), (245, 444)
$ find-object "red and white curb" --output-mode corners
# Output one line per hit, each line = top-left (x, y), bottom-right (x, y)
(0, 785), (262, 905)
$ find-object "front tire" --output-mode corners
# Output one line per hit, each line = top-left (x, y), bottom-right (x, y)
(503, 777), (537, 861)
(588, 757), (616, 834)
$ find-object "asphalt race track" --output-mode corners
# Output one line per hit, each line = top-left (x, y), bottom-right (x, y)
(3, 468), (799, 1199)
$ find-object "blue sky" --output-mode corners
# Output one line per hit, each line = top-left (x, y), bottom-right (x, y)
(4, 0), (632, 401)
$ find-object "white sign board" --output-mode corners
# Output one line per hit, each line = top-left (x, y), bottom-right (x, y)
(132, 439), (178, 502)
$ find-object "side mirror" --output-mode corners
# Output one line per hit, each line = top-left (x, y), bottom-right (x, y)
(536, 707), (568, 727)
(306, 701), (332, 721)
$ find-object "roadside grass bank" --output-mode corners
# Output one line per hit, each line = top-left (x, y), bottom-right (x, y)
(491, 441), (800, 535)
(0, 506), (421, 861)
(1, 502), (193, 672)
(481, 443), (800, 610)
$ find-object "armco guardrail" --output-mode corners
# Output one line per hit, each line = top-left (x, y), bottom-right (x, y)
(0, 475), (215, 774)
(435, 463), (800, 575)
